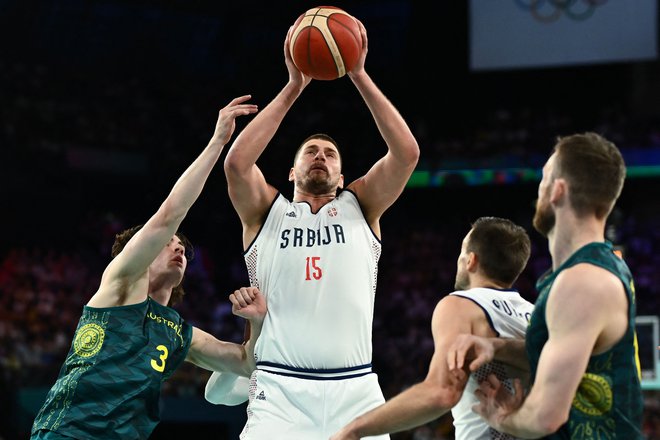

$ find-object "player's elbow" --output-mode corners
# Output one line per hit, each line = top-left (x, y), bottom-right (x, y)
(437, 388), (463, 409)
(424, 381), (463, 410)
(397, 140), (420, 168)
(223, 147), (251, 177)
(223, 150), (239, 173)
(408, 141), (421, 164)
(533, 406), (569, 436)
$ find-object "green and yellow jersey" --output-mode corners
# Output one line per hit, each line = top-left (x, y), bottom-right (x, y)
(31, 297), (192, 439)
(527, 242), (643, 439)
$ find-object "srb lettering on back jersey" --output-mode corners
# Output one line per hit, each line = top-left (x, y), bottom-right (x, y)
(279, 225), (346, 248)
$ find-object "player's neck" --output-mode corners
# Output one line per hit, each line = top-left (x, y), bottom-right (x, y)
(149, 288), (172, 307)
(548, 212), (606, 270)
(148, 275), (176, 306)
(293, 190), (336, 213)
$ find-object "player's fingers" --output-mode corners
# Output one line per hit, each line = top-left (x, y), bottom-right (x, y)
(228, 94), (252, 105)
(486, 373), (501, 389)
(224, 104), (258, 117)
(448, 339), (467, 370)
(469, 354), (487, 372)
(243, 286), (258, 297)
(473, 389), (487, 406)
(237, 287), (255, 304)
(512, 378), (524, 396)
(449, 367), (467, 385)
(284, 26), (293, 53)
(231, 289), (249, 308)
(446, 348), (456, 370)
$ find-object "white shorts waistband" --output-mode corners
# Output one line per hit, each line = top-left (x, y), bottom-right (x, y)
(256, 361), (372, 380)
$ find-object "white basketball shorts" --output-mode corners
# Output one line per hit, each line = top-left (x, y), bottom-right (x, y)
(240, 368), (390, 439)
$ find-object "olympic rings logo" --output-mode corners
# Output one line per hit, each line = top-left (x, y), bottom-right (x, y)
(514, 0), (608, 23)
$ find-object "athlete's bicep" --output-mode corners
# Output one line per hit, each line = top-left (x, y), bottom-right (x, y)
(226, 164), (277, 226)
(524, 266), (619, 421)
(426, 297), (490, 395)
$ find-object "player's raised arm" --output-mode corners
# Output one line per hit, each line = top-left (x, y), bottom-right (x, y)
(344, 19), (420, 228)
(224, 27), (312, 242)
(90, 96), (258, 307)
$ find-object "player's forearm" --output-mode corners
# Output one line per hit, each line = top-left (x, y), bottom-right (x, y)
(210, 317), (264, 375)
(226, 82), (302, 172)
(158, 141), (224, 226)
(349, 71), (419, 164)
(342, 383), (455, 437)
(188, 340), (252, 375)
(492, 338), (529, 371)
(494, 392), (566, 439)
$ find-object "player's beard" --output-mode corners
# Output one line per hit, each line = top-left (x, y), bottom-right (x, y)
(299, 170), (339, 195)
(533, 196), (555, 238)
(454, 266), (469, 291)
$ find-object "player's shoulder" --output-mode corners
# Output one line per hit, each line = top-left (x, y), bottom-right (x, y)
(437, 292), (486, 318)
(553, 263), (623, 301)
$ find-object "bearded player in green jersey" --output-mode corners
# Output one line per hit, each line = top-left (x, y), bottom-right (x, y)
(448, 133), (643, 439)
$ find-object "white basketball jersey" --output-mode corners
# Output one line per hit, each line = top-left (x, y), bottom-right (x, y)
(449, 288), (534, 440)
(246, 190), (381, 370)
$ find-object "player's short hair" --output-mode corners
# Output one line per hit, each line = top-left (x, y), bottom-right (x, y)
(111, 225), (193, 306)
(468, 217), (531, 286)
(553, 132), (626, 220)
(293, 133), (342, 167)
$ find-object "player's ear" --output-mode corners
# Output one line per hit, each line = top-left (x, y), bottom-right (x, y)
(466, 252), (478, 272)
(338, 174), (344, 189)
(550, 178), (567, 205)
(289, 167), (295, 182)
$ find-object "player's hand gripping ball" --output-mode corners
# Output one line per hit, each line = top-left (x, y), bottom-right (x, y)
(289, 6), (362, 80)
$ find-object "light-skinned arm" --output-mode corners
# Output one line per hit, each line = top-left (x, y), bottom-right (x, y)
(223, 27), (312, 245)
(473, 264), (629, 438)
(447, 333), (528, 375)
(88, 96), (258, 308)
(330, 296), (494, 439)
(186, 286), (266, 376)
(344, 20), (420, 231)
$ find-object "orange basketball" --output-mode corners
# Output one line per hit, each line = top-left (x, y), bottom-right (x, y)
(289, 6), (362, 81)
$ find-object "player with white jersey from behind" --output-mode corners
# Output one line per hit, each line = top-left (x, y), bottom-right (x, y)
(331, 217), (533, 440)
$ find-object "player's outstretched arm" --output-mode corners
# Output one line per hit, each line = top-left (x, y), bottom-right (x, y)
(224, 27), (312, 237)
(345, 19), (420, 226)
(89, 96), (257, 307)
(330, 296), (473, 439)
(186, 287), (266, 376)
(447, 334), (528, 376)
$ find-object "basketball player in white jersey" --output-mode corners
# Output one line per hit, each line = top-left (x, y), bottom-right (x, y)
(330, 217), (533, 440)
(209, 20), (419, 439)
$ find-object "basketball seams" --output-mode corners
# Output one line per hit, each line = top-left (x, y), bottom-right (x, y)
(327, 15), (361, 70)
(313, 15), (345, 77)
